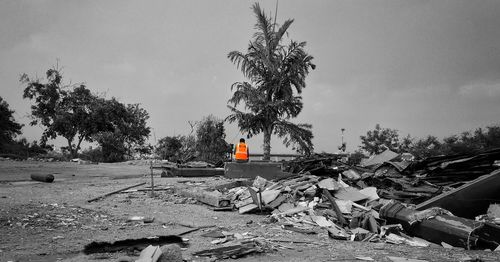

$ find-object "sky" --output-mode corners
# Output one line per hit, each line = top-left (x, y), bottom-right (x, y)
(1, 0), (500, 154)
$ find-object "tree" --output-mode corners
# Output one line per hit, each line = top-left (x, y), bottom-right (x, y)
(408, 135), (443, 159)
(155, 136), (183, 161)
(195, 115), (230, 163)
(227, 3), (315, 160)
(360, 124), (409, 155)
(21, 68), (98, 157)
(92, 98), (151, 161)
(0, 96), (23, 148)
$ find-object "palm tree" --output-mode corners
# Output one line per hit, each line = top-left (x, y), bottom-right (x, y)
(227, 3), (315, 160)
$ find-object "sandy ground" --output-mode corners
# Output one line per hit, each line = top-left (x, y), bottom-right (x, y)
(1, 159), (499, 262)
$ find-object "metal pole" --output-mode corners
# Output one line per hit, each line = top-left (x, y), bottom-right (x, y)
(150, 160), (155, 197)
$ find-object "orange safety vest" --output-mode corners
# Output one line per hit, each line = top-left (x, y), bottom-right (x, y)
(234, 143), (248, 160)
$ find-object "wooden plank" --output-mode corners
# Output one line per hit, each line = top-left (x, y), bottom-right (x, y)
(87, 182), (146, 203)
(323, 189), (347, 226)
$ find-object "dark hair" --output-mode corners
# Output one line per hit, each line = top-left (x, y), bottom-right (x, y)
(239, 138), (245, 143)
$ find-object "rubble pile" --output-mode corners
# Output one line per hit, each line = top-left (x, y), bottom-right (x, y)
(405, 148), (500, 187)
(193, 148), (500, 252)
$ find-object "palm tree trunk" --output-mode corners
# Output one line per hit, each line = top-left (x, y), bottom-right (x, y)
(263, 128), (271, 161)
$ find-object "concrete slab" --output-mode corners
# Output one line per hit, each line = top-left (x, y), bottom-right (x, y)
(416, 169), (500, 219)
(161, 168), (224, 177)
(224, 162), (290, 180)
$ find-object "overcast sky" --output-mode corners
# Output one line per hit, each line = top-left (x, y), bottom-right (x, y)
(1, 0), (500, 154)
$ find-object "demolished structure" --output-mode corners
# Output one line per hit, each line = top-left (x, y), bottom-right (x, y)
(165, 148), (500, 255)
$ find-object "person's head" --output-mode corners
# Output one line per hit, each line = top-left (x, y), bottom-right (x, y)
(239, 138), (245, 143)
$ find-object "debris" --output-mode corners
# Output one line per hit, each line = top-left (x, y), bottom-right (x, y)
(311, 215), (336, 228)
(83, 235), (185, 254)
(417, 169), (500, 219)
(327, 227), (349, 240)
(127, 216), (155, 223)
(334, 187), (369, 202)
(359, 187), (379, 201)
(87, 182), (147, 203)
(361, 149), (399, 167)
(356, 257), (375, 261)
(342, 169), (361, 181)
(318, 178), (340, 191)
(271, 206), (310, 218)
(239, 204), (258, 214)
(487, 204), (500, 220)
(211, 238), (228, 245)
(387, 257), (429, 262)
(252, 176), (268, 189)
(159, 244), (182, 262)
(380, 200), (500, 250)
(385, 233), (429, 247)
(282, 224), (317, 234)
(136, 245), (162, 262)
(441, 242), (454, 249)
(117, 256), (134, 262)
(335, 199), (353, 214)
(192, 241), (260, 259)
(201, 229), (226, 238)
(176, 188), (230, 208)
(322, 189), (348, 226)
(267, 194), (288, 209)
(30, 174), (55, 183)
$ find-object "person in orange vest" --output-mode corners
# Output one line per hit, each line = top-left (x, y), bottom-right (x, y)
(234, 138), (249, 163)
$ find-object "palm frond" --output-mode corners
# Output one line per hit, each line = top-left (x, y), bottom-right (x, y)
(272, 19), (294, 49)
(274, 120), (314, 155)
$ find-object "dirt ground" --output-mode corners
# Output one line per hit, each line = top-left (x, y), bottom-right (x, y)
(1, 160), (499, 262)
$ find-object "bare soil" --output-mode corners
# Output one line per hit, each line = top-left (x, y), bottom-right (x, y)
(1, 160), (499, 262)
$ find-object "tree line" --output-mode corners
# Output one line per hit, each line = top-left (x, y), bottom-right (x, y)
(0, 67), (151, 162)
(359, 124), (500, 159)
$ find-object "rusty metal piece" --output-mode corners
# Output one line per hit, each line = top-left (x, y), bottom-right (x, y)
(379, 200), (494, 249)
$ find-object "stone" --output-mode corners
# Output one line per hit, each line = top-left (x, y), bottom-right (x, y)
(159, 244), (182, 262)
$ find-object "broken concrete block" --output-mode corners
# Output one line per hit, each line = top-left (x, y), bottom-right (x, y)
(359, 187), (379, 201)
(176, 188), (230, 207)
(268, 194), (287, 209)
(136, 245), (162, 262)
(327, 227), (349, 240)
(252, 176), (268, 189)
(239, 204), (258, 214)
(342, 169), (361, 180)
(334, 187), (369, 202)
(441, 242), (454, 249)
(260, 190), (281, 205)
(318, 178), (339, 191)
(335, 200), (353, 214)
(351, 227), (370, 234)
(159, 244), (182, 262)
(235, 196), (254, 208)
(488, 204), (500, 219)
(310, 215), (336, 228)
(277, 203), (294, 213)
